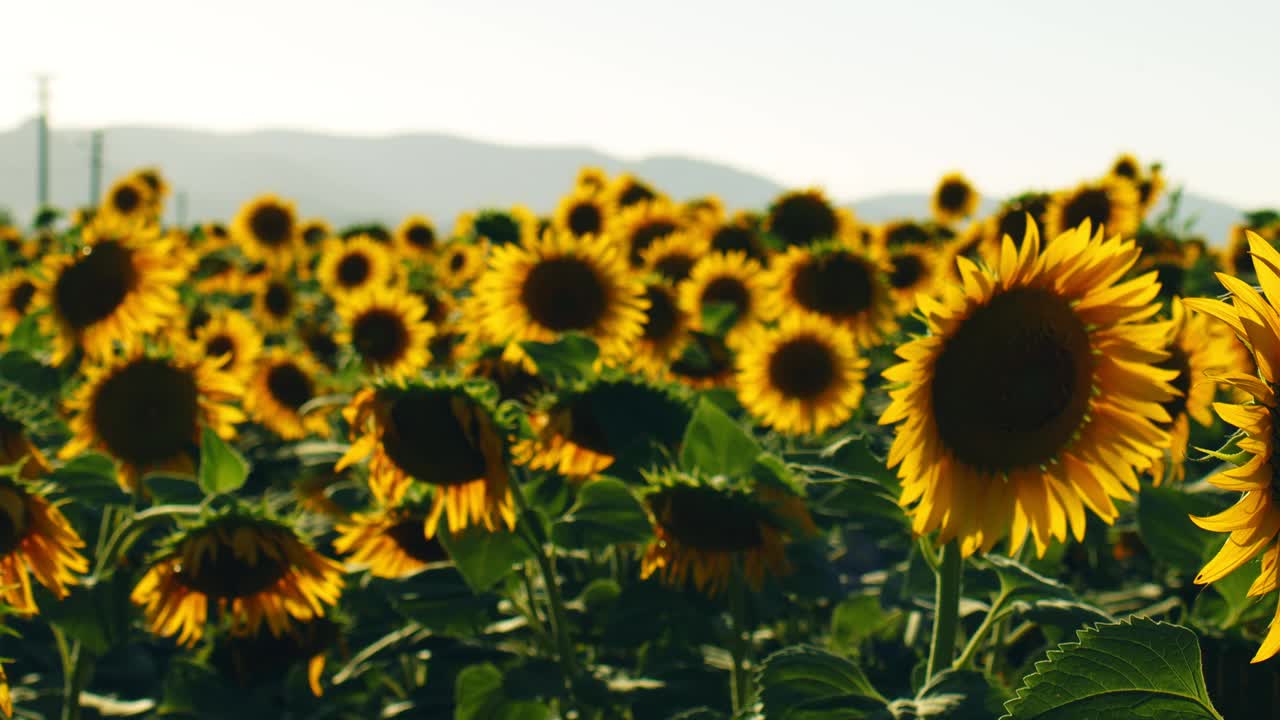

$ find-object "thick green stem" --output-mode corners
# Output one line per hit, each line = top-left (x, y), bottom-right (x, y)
(953, 590), (1009, 671)
(55, 628), (86, 720)
(926, 541), (963, 681)
(728, 560), (753, 714)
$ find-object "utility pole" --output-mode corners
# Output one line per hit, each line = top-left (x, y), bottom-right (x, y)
(89, 130), (104, 207)
(36, 75), (50, 209)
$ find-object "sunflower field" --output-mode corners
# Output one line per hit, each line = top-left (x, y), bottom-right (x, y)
(0, 158), (1277, 720)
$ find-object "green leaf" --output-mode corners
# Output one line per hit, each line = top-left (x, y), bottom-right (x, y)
(198, 427), (249, 495)
(757, 645), (888, 720)
(551, 477), (652, 550)
(900, 669), (1007, 719)
(454, 663), (550, 720)
(41, 575), (135, 655)
(48, 452), (128, 506)
(1138, 485), (1226, 573)
(520, 334), (598, 384)
(389, 567), (497, 636)
(438, 525), (533, 593)
(829, 595), (887, 655)
(1002, 617), (1224, 720)
(981, 555), (1074, 603)
(700, 301), (740, 336)
(679, 398), (761, 478)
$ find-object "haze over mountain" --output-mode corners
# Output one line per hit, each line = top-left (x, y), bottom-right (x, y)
(0, 120), (1245, 243)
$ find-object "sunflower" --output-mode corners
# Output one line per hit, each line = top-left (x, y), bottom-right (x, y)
(334, 505), (448, 578)
(766, 188), (848, 248)
(612, 200), (684, 267)
(1043, 179), (1140, 239)
(1178, 233), (1280, 662)
(100, 175), (155, 226)
(708, 212), (770, 263)
(630, 281), (689, 379)
(61, 344), (245, 492)
(200, 222), (234, 251)
(1148, 299), (1232, 485)
(736, 315), (867, 436)
(1137, 166), (1166, 216)
(298, 321), (341, 371)
(214, 618), (341, 697)
(879, 220), (1175, 557)
(639, 231), (708, 285)
(394, 215), (439, 260)
(35, 218), (186, 362)
(454, 206), (537, 247)
(985, 193), (1052, 253)
(435, 240), (488, 291)
(131, 509), (343, 647)
(1108, 153), (1141, 182)
(575, 167), (609, 194)
(465, 353), (547, 404)
(194, 252), (252, 295)
(0, 226), (27, 264)
(0, 413), (51, 480)
(475, 230), (648, 363)
(299, 219), (333, 250)
(554, 187), (614, 239)
(0, 270), (37, 337)
(129, 167), (170, 204)
(245, 349), (330, 440)
(337, 382), (515, 535)
(877, 219), (933, 250)
(941, 222), (989, 275)
(336, 288), (434, 380)
(885, 245), (939, 315)
(233, 194), (300, 269)
(763, 244), (896, 348)
(640, 469), (815, 595)
(607, 173), (662, 209)
(669, 332), (737, 389)
(0, 477), (87, 615)
(253, 275), (299, 332)
(679, 251), (770, 348)
(317, 235), (396, 301)
(681, 195), (725, 227)
(193, 310), (263, 382)
(931, 172), (981, 225)
(0, 662), (9, 718)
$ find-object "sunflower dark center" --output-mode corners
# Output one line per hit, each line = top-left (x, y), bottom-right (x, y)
(885, 223), (930, 247)
(0, 486), (28, 555)
(931, 287), (1093, 473)
(1113, 159), (1139, 179)
(560, 395), (612, 455)
(710, 225), (763, 260)
(567, 203), (603, 237)
(937, 181), (971, 212)
(353, 310), (410, 365)
(1233, 244), (1253, 275)
(303, 327), (339, 369)
(9, 281), (35, 314)
(474, 212), (521, 246)
(520, 257), (608, 331)
(386, 519), (448, 563)
(792, 254), (873, 318)
(208, 224), (229, 241)
(995, 197), (1050, 247)
(701, 276), (750, 320)
(770, 194), (838, 248)
(336, 253), (371, 287)
(188, 306), (212, 336)
(249, 205), (293, 247)
(175, 528), (289, 598)
(618, 182), (656, 208)
(264, 282), (292, 317)
(629, 221), (678, 266)
(205, 335), (236, 364)
(651, 486), (764, 552)
(768, 337), (837, 400)
(137, 171), (161, 192)
(405, 224), (436, 249)
(1138, 180), (1155, 206)
(1157, 345), (1192, 422)
(54, 240), (139, 331)
(91, 358), (199, 468)
(380, 390), (491, 486)
(112, 185), (142, 214)
(888, 254), (925, 289)
(642, 286), (680, 342)
(1062, 189), (1113, 233)
(302, 224), (327, 247)
(449, 251), (467, 272)
(266, 363), (314, 411)
(654, 253), (695, 282)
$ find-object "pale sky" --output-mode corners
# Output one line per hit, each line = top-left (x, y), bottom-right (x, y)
(1, 0), (1276, 205)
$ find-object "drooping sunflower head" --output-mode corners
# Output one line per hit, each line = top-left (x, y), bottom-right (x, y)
(640, 468), (815, 595)
(435, 240), (488, 291)
(336, 288), (434, 381)
(131, 509), (344, 647)
(763, 243), (896, 348)
(317, 235), (397, 301)
(880, 220), (1176, 557)
(337, 381), (515, 535)
(0, 478), (88, 614)
(984, 193), (1052, 254)
(1108, 153), (1142, 182)
(455, 206), (537, 247)
(100, 175), (156, 226)
(0, 269), (37, 337)
(394, 215), (438, 259)
(334, 504), (448, 579)
(766, 188), (844, 249)
(708, 212), (770, 263)
(630, 280), (690, 380)
(607, 173), (662, 209)
(1137, 165), (1166, 216)
(233, 194), (300, 269)
(246, 349), (330, 441)
(554, 187), (614, 240)
(574, 166), (609, 195)
(475, 230), (648, 363)
(1044, 179), (1140, 239)
(35, 218), (186, 362)
(931, 172), (981, 225)
(0, 412), (52, 480)
(639, 230), (709, 284)
(736, 314), (868, 436)
(194, 309), (264, 382)
(885, 245), (939, 315)
(61, 343), (246, 492)
(253, 274), (298, 332)
(612, 200), (684, 267)
(213, 616), (342, 697)
(678, 251), (769, 348)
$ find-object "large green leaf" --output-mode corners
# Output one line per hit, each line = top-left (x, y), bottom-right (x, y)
(520, 334), (598, 385)
(48, 452), (128, 506)
(679, 398), (761, 478)
(198, 427), (250, 495)
(757, 645), (887, 720)
(551, 477), (653, 550)
(454, 663), (550, 720)
(895, 669), (1006, 719)
(389, 567), (498, 636)
(1002, 617), (1223, 719)
(439, 525), (534, 593)
(41, 574), (135, 655)
(1137, 485), (1225, 574)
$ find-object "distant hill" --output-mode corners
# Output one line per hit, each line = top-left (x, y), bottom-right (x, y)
(0, 120), (1245, 243)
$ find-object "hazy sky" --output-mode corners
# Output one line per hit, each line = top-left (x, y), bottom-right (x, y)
(2, 0), (1276, 205)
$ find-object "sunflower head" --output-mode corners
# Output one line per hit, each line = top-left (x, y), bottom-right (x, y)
(607, 174), (661, 209)
(100, 175), (156, 226)
(299, 219), (333, 249)
(395, 215), (438, 259)
(763, 243), (896, 348)
(253, 275), (298, 332)
(985, 193), (1052, 254)
(213, 616), (342, 697)
(0, 269), (37, 337)
(885, 246), (938, 315)
(0, 478), (88, 614)
(318, 235), (396, 301)
(877, 219), (932, 250)
(708, 213), (770, 263)
(679, 251), (769, 348)
(455, 206), (536, 247)
(669, 332), (737, 389)
(555, 187), (614, 239)
(435, 240), (488, 291)
(334, 504), (450, 579)
(336, 288), (434, 380)
(575, 167), (610, 194)
(246, 349), (330, 440)
(931, 172), (980, 225)
(639, 231), (708, 284)
(466, 353), (549, 404)
(1044, 179), (1140, 239)
(233, 194), (300, 269)
(193, 309), (264, 382)
(766, 189), (845, 248)
(613, 200), (684, 267)
(631, 280), (690, 379)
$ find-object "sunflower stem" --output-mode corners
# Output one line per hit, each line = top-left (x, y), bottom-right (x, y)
(926, 541), (963, 681)
(728, 559), (753, 714)
(92, 504), (202, 578)
(952, 589), (1009, 671)
(57, 632), (87, 720)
